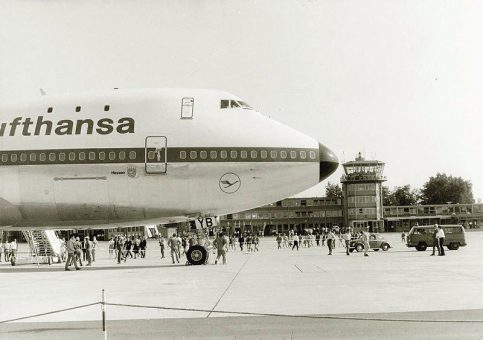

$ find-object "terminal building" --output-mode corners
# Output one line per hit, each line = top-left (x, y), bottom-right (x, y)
(219, 153), (483, 234)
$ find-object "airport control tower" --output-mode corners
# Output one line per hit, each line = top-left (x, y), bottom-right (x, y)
(341, 153), (386, 232)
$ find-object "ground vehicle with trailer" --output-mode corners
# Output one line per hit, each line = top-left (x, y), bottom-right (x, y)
(406, 224), (466, 251)
(349, 233), (391, 252)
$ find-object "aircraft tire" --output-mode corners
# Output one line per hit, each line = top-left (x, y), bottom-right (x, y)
(186, 245), (208, 265)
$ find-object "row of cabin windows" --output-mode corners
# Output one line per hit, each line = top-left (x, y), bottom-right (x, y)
(178, 149), (317, 161)
(0, 150), (137, 163)
(46, 105), (111, 113)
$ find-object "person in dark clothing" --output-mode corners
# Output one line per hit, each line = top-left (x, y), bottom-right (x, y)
(315, 232), (321, 246)
(140, 237), (147, 258)
(430, 225), (440, 256)
(238, 235), (245, 251)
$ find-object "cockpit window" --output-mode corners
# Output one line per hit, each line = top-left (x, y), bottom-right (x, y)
(220, 100), (229, 109)
(220, 99), (253, 110)
(237, 101), (252, 109)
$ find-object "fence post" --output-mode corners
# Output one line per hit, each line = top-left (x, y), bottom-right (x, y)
(102, 289), (107, 340)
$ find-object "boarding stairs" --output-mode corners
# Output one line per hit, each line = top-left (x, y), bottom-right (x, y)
(22, 230), (63, 265)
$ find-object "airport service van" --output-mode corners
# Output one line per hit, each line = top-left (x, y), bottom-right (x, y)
(406, 225), (467, 251)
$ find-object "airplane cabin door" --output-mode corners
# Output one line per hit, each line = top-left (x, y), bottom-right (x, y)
(145, 136), (167, 174)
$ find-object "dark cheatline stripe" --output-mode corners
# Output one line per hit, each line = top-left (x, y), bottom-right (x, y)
(0, 147), (319, 166)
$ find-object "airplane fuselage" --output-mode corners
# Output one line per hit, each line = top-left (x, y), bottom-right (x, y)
(0, 89), (338, 230)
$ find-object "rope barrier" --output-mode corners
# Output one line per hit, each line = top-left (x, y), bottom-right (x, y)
(1, 300), (482, 324)
(0, 302), (100, 324)
(103, 302), (483, 324)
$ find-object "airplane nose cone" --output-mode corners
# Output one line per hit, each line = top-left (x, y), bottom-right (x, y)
(319, 143), (339, 182)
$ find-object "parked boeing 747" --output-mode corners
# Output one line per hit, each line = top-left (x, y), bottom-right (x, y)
(0, 88), (338, 263)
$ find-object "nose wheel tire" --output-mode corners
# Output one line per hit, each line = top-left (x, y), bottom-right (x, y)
(186, 245), (208, 265)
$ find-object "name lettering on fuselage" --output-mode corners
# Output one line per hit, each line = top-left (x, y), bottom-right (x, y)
(0, 116), (135, 137)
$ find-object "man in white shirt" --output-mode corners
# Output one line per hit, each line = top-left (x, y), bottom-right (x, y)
(10, 239), (17, 259)
(342, 229), (351, 256)
(4, 240), (11, 262)
(360, 231), (370, 257)
(436, 225), (445, 256)
(327, 230), (335, 255)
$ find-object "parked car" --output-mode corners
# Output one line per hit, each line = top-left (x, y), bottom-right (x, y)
(349, 233), (391, 252)
(406, 224), (466, 251)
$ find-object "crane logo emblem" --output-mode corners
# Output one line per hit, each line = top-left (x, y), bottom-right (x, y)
(219, 173), (241, 194)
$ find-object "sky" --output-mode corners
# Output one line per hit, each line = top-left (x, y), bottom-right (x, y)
(1, 0), (482, 201)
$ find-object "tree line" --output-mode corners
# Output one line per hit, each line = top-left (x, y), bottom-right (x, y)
(325, 173), (475, 205)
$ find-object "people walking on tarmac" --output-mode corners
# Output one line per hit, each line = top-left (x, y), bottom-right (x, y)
(253, 234), (259, 251)
(238, 234), (245, 251)
(181, 237), (187, 255)
(4, 239), (11, 262)
(92, 236), (98, 262)
(108, 237), (115, 258)
(140, 236), (147, 258)
(84, 236), (92, 266)
(169, 233), (180, 264)
(159, 236), (165, 258)
(115, 236), (124, 264)
(124, 237), (133, 262)
(175, 234), (182, 258)
(292, 233), (299, 251)
(431, 225), (440, 256)
(229, 235), (235, 250)
(82, 237), (88, 262)
(133, 236), (140, 258)
(327, 230), (335, 255)
(321, 231), (326, 246)
(342, 229), (351, 256)
(65, 235), (80, 271)
(283, 234), (289, 247)
(401, 232), (406, 243)
(0, 240), (3, 262)
(436, 225), (445, 256)
(214, 232), (228, 264)
(360, 231), (370, 257)
(246, 234), (253, 251)
(8, 239), (17, 262)
(276, 234), (282, 249)
(75, 237), (84, 266)
(315, 232), (321, 247)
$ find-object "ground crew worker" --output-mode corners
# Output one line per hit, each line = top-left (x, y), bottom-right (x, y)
(169, 234), (180, 264)
(65, 235), (80, 271)
(214, 232), (228, 264)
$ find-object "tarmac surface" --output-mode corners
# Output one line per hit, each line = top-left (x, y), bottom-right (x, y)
(1, 232), (483, 339)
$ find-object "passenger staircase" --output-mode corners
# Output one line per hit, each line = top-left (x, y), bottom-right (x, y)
(22, 230), (63, 265)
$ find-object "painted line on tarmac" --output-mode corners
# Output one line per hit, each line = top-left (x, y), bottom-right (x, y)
(294, 264), (303, 273)
(206, 257), (250, 318)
